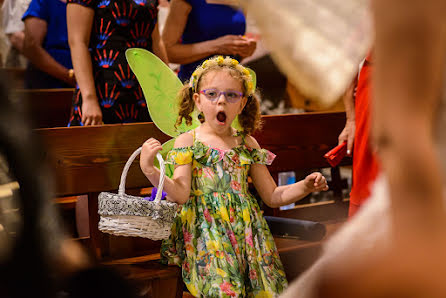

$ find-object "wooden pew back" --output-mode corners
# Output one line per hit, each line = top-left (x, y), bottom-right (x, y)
(11, 89), (74, 128)
(0, 67), (25, 88)
(253, 112), (351, 220)
(36, 122), (169, 196)
(254, 112), (350, 175)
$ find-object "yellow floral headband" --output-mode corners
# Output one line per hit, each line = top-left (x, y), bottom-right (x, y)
(189, 56), (255, 96)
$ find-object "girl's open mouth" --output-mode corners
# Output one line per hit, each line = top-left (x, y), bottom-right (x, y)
(216, 111), (227, 124)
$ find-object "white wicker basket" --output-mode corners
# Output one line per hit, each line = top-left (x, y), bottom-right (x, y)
(98, 147), (178, 240)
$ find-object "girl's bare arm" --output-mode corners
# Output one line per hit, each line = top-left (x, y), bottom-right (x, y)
(140, 133), (193, 204)
(247, 136), (327, 208)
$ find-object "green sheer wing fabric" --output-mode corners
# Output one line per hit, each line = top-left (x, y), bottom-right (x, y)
(126, 49), (188, 176)
(126, 48), (200, 137)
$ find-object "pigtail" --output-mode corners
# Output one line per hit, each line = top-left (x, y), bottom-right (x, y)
(238, 92), (263, 135)
(175, 84), (196, 129)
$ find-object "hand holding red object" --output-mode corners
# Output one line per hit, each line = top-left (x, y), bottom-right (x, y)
(324, 141), (347, 167)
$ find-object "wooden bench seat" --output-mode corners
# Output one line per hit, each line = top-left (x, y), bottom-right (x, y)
(275, 220), (344, 281)
(105, 261), (182, 298)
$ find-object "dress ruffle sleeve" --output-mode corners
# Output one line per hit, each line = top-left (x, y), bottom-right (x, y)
(166, 147), (193, 165)
(239, 148), (276, 166)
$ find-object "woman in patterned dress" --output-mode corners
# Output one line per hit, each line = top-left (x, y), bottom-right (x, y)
(67, 0), (167, 126)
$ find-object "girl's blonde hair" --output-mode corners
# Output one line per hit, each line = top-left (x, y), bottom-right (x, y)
(175, 56), (262, 134)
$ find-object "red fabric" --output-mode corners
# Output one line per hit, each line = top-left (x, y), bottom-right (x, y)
(348, 56), (380, 217)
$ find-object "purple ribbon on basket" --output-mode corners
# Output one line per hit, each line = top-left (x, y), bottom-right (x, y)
(144, 187), (167, 201)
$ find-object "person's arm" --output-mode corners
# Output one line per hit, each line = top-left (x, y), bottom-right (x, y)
(247, 136), (328, 208)
(22, 17), (75, 86)
(151, 22), (168, 64)
(338, 79), (356, 155)
(139, 134), (192, 205)
(162, 0), (250, 64)
(67, 3), (102, 126)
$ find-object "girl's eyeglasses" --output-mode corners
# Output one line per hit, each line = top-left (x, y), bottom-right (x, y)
(199, 89), (243, 103)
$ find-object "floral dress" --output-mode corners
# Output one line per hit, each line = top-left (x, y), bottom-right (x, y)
(161, 132), (288, 297)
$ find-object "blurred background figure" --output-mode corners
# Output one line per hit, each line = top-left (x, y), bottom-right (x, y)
(0, 73), (136, 298)
(21, 0), (75, 89)
(1, 0), (29, 67)
(162, 0), (256, 82)
(67, 0), (168, 126)
(276, 0), (446, 296)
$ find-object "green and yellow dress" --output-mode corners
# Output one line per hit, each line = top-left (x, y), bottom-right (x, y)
(161, 133), (288, 297)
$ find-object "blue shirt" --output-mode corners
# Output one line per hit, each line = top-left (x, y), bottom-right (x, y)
(22, 0), (72, 88)
(178, 0), (246, 82)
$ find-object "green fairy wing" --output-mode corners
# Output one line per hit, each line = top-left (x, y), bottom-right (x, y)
(126, 48), (200, 137)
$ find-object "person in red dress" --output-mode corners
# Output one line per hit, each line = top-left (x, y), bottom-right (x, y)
(338, 53), (380, 217)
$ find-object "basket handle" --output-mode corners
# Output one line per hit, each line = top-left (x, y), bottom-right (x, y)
(118, 147), (166, 204)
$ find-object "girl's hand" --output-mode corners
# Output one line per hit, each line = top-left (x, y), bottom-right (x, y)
(140, 138), (163, 176)
(304, 172), (329, 192)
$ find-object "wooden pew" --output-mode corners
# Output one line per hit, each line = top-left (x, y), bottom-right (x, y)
(0, 67), (25, 89)
(254, 112), (351, 221)
(10, 88), (74, 128)
(34, 112), (351, 289)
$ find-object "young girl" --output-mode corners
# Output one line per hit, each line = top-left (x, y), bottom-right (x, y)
(139, 56), (329, 297)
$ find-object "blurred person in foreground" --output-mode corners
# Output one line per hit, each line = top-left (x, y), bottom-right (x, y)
(0, 74), (135, 298)
(280, 0), (446, 297)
